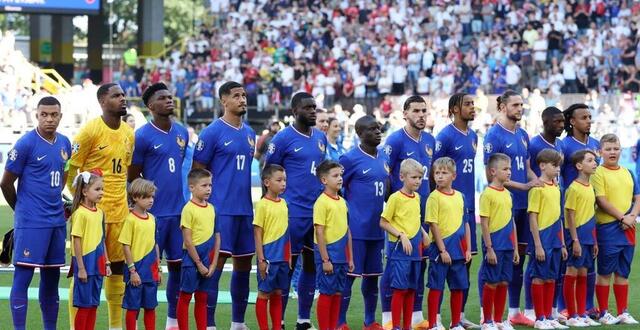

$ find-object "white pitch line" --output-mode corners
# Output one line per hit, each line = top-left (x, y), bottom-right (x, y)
(0, 264), (258, 274)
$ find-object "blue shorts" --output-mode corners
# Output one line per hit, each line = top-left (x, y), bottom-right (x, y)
(350, 239), (384, 276)
(597, 245), (634, 278)
(217, 215), (255, 257)
(388, 259), (422, 290)
(481, 250), (514, 283)
(466, 209), (478, 254)
(290, 217), (314, 254)
(257, 262), (290, 293)
(180, 266), (214, 293)
(13, 226), (66, 267)
(316, 263), (348, 295)
(528, 248), (561, 280)
(427, 259), (469, 291)
(73, 275), (103, 308)
(513, 208), (529, 245)
(566, 243), (594, 269)
(123, 282), (159, 310)
(156, 216), (183, 262)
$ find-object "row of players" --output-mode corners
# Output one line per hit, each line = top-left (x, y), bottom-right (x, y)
(0, 80), (636, 330)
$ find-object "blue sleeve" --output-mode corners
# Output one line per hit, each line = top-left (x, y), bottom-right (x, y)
(636, 139), (640, 155)
(483, 131), (499, 165)
(524, 132), (531, 160)
(264, 131), (285, 166)
(434, 130), (450, 160)
(193, 127), (216, 166)
(630, 169), (640, 195)
(5, 136), (31, 176)
(383, 134), (401, 169)
(179, 125), (189, 166)
(339, 153), (354, 188)
(132, 129), (148, 166)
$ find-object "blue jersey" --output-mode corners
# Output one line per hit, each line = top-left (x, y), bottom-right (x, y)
(5, 129), (71, 228)
(132, 121), (188, 217)
(483, 123), (530, 209)
(382, 128), (435, 216)
(529, 135), (564, 178)
(193, 119), (256, 216)
(339, 145), (389, 240)
(561, 136), (600, 187)
(434, 124), (478, 210)
(264, 126), (327, 218)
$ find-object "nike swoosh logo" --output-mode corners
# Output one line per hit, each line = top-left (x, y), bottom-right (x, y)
(506, 143), (513, 148)
(362, 168), (371, 174)
(294, 147), (303, 152)
(153, 144), (162, 149)
(224, 140), (233, 146)
(455, 145), (463, 150)
(406, 152), (415, 156)
(98, 145), (108, 150)
(13, 304), (25, 309)
(37, 155), (47, 161)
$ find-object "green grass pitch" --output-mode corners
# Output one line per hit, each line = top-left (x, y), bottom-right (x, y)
(0, 205), (639, 329)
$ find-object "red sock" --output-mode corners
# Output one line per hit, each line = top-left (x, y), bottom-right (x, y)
(126, 310), (138, 330)
(595, 284), (610, 313)
(563, 275), (577, 317)
(144, 309), (156, 330)
(256, 297), (269, 330)
(613, 284), (629, 315)
(75, 308), (89, 330)
(391, 289), (406, 328)
(331, 294), (342, 329)
(177, 291), (192, 330)
(544, 281), (555, 319)
(450, 290), (463, 326)
(428, 289), (441, 328)
(494, 284), (508, 322)
(88, 307), (97, 330)
(270, 294), (283, 330)
(482, 285), (496, 323)
(194, 291), (208, 330)
(403, 289), (416, 330)
(316, 294), (332, 330)
(576, 275), (587, 316)
(532, 283), (545, 320)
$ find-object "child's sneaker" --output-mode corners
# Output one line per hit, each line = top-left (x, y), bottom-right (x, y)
(585, 308), (599, 320)
(460, 317), (480, 329)
(363, 322), (385, 330)
(480, 323), (498, 330)
(579, 317), (600, 326)
(412, 320), (431, 330)
(495, 320), (514, 330)
(547, 319), (569, 329)
(383, 321), (393, 330)
(598, 312), (620, 325)
(617, 312), (639, 325)
(565, 318), (588, 327)
(449, 324), (465, 330)
(534, 320), (554, 330)
(510, 313), (535, 327)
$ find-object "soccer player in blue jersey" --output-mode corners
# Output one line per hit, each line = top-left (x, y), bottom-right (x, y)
(128, 82), (188, 329)
(1, 96), (71, 330)
(483, 90), (541, 327)
(433, 93), (479, 329)
(381, 95), (435, 328)
(337, 115), (389, 330)
(193, 81), (256, 330)
(264, 92), (327, 330)
(561, 103), (599, 318)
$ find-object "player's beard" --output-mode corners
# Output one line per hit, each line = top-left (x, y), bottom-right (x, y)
(117, 108), (127, 116)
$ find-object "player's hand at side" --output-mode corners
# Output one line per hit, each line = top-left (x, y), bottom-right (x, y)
(399, 233), (412, 255)
(440, 250), (452, 265)
(464, 250), (472, 263)
(513, 250), (520, 265)
(348, 259), (355, 273)
(157, 270), (162, 285)
(197, 263), (209, 276)
(130, 271), (142, 287)
(622, 214), (636, 228)
(486, 248), (497, 265)
(561, 246), (568, 261)
(78, 268), (88, 283)
(322, 260), (333, 274)
(593, 244), (599, 259)
(535, 245), (545, 262)
(572, 240), (582, 258)
(258, 261), (268, 280)
(106, 264), (112, 277)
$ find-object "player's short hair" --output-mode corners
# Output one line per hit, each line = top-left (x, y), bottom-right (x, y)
(536, 148), (563, 166)
(571, 149), (597, 167)
(37, 96), (61, 108)
(487, 153), (511, 169)
(403, 95), (426, 111)
(128, 178), (157, 199)
(448, 93), (468, 117)
(563, 103), (589, 135)
(262, 164), (285, 182)
(291, 92), (314, 110)
(97, 82), (118, 101)
(399, 158), (424, 176)
(142, 82), (169, 106)
(316, 160), (343, 179)
(188, 168), (212, 185)
(218, 81), (243, 99)
(541, 106), (562, 121)
(496, 90), (520, 109)
(599, 133), (619, 146)
(354, 115), (377, 136)
(432, 157), (456, 173)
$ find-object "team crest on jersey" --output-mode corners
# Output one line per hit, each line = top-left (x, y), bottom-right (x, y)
(484, 143), (492, 153)
(383, 145), (392, 156)
(23, 248), (30, 257)
(72, 142), (80, 154)
(521, 137), (528, 148)
(176, 135), (186, 150)
(267, 143), (275, 154)
(472, 141), (477, 152)
(60, 148), (68, 161)
(248, 136), (255, 149)
(435, 141), (442, 152)
(384, 163), (390, 173)
(196, 139), (205, 151)
(8, 149), (17, 161)
(318, 141), (326, 153)
(425, 145), (433, 157)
